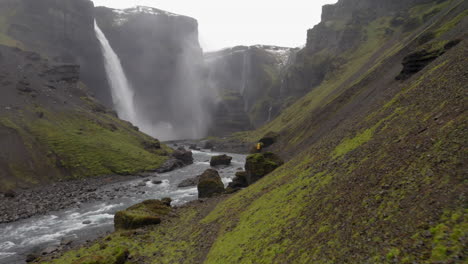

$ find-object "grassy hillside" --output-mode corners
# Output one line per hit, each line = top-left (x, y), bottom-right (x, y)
(41, 0), (467, 263)
(0, 46), (170, 192)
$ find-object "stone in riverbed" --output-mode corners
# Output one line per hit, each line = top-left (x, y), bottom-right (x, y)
(114, 199), (171, 230)
(197, 169), (225, 198)
(177, 175), (200, 188)
(210, 154), (232, 167)
(228, 171), (248, 189)
(172, 147), (194, 165)
(156, 158), (185, 173)
(82, 220), (92, 225)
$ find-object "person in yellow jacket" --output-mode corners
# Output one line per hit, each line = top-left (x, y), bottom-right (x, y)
(256, 142), (264, 151)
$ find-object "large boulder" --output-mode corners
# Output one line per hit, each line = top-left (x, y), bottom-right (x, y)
(210, 154), (232, 167)
(245, 152), (284, 184)
(227, 171), (248, 189)
(172, 147), (194, 165)
(197, 169), (225, 198)
(114, 199), (171, 230)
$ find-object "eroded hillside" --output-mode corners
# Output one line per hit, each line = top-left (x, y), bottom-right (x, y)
(35, 0), (467, 263)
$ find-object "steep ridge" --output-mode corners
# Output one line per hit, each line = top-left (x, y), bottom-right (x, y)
(205, 45), (298, 136)
(38, 0), (468, 263)
(0, 0), (111, 105)
(0, 46), (170, 192)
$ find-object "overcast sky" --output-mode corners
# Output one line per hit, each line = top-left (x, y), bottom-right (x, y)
(92, 0), (338, 51)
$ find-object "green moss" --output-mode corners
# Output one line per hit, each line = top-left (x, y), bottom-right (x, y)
(333, 128), (374, 158)
(114, 200), (171, 230)
(434, 9), (468, 36)
(28, 111), (168, 178)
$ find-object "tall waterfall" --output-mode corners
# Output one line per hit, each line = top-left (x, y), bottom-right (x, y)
(94, 21), (136, 122)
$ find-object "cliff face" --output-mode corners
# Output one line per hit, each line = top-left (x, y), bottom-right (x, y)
(206, 45), (298, 136)
(0, 45), (170, 192)
(95, 6), (210, 140)
(0, 0), (112, 105)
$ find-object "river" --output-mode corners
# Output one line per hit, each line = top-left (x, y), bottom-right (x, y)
(0, 149), (246, 264)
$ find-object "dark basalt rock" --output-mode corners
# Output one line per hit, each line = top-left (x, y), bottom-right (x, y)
(227, 171), (248, 189)
(177, 175), (201, 188)
(210, 154), (232, 167)
(156, 159), (185, 173)
(114, 199), (171, 230)
(197, 169), (225, 198)
(396, 39), (461, 80)
(172, 147), (194, 165)
(245, 152), (284, 184)
(259, 131), (280, 148)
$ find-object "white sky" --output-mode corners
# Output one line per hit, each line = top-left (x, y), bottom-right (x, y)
(92, 0), (338, 51)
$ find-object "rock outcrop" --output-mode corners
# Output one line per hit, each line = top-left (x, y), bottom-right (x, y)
(197, 169), (225, 198)
(245, 152), (284, 184)
(114, 199), (171, 230)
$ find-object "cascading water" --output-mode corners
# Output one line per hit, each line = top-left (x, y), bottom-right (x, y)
(240, 50), (249, 96)
(94, 20), (136, 122)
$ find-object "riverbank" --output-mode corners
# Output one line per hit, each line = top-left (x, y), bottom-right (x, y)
(0, 149), (247, 263)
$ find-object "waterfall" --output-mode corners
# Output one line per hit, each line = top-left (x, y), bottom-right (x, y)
(267, 103), (273, 122)
(94, 20), (136, 122)
(240, 50), (249, 96)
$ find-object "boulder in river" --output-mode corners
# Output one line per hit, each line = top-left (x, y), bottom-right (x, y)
(197, 169), (225, 198)
(156, 158), (185, 173)
(114, 199), (171, 230)
(245, 152), (284, 184)
(177, 175), (201, 188)
(228, 171), (248, 189)
(172, 147), (194, 165)
(210, 154), (232, 167)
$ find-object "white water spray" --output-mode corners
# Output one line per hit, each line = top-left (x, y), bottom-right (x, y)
(94, 20), (136, 122)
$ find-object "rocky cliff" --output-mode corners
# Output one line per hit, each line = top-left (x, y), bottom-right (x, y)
(95, 6), (210, 140)
(45, 0), (467, 263)
(0, 0), (112, 105)
(206, 45), (298, 136)
(0, 45), (170, 192)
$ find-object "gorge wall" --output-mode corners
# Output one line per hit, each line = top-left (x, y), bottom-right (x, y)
(0, 0), (112, 105)
(95, 6), (211, 140)
(206, 45), (298, 136)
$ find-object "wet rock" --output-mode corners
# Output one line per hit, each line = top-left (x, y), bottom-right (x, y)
(245, 152), (284, 184)
(114, 199), (171, 230)
(26, 253), (38, 262)
(41, 245), (59, 255)
(210, 154), (232, 167)
(189, 144), (200, 150)
(259, 131), (280, 148)
(177, 175), (200, 188)
(201, 140), (214, 150)
(161, 197), (172, 207)
(172, 147), (194, 165)
(197, 169), (225, 198)
(82, 220), (92, 225)
(152, 180), (163, 185)
(228, 171), (248, 189)
(156, 158), (185, 173)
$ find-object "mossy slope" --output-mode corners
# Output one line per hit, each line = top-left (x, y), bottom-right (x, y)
(44, 0), (467, 263)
